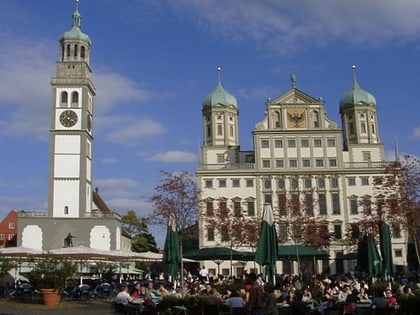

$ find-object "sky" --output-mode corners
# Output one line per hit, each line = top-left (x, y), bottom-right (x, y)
(0, 0), (419, 247)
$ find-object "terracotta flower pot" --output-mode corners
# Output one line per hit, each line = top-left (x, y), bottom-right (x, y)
(40, 288), (61, 306)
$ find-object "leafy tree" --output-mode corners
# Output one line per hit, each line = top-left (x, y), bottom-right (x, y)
(121, 210), (157, 252)
(148, 171), (199, 291)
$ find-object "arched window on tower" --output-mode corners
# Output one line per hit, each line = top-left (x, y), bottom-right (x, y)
(311, 110), (320, 128)
(61, 44), (65, 61)
(273, 111), (282, 128)
(371, 124), (375, 134)
(71, 91), (79, 107)
(74, 44), (78, 58)
(229, 125), (234, 137)
(361, 122), (367, 133)
(81, 46), (86, 59)
(61, 91), (68, 107)
(217, 124), (223, 136)
(66, 44), (70, 57)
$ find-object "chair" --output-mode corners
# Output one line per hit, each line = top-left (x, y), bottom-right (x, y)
(231, 307), (246, 315)
(370, 308), (391, 315)
(204, 304), (220, 315)
(343, 302), (356, 315)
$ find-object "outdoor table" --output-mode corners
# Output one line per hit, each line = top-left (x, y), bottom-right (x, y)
(277, 304), (290, 315)
(354, 303), (372, 315)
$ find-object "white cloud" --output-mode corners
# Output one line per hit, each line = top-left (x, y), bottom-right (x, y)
(101, 157), (120, 164)
(148, 150), (197, 163)
(411, 126), (420, 139)
(161, 0), (420, 53)
(94, 71), (152, 115)
(99, 115), (166, 145)
(0, 36), (155, 141)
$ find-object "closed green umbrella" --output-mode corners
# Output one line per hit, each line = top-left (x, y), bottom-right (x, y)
(367, 233), (381, 276)
(163, 218), (180, 280)
(254, 204), (278, 284)
(380, 221), (393, 281)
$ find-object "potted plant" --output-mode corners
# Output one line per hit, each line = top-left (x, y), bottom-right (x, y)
(29, 255), (77, 306)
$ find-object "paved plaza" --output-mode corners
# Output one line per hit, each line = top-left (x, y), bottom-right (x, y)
(0, 300), (113, 315)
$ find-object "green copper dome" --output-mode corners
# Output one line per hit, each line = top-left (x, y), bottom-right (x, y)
(203, 68), (237, 108)
(60, 5), (91, 45)
(340, 66), (376, 109)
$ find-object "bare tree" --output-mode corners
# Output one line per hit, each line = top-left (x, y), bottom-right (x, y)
(378, 155), (420, 270)
(148, 171), (199, 291)
(277, 189), (333, 275)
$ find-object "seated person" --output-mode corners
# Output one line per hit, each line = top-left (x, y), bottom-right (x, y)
(357, 287), (372, 304)
(116, 283), (134, 305)
(227, 289), (246, 314)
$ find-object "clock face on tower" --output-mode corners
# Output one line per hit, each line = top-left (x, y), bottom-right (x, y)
(59, 110), (78, 127)
(286, 109), (307, 128)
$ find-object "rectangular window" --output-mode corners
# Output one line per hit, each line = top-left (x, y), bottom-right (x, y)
(329, 159), (337, 167)
(233, 201), (241, 216)
(245, 154), (254, 163)
(362, 151), (371, 161)
(261, 139), (269, 148)
(348, 177), (356, 186)
(247, 201), (255, 216)
(392, 224), (401, 238)
(350, 199), (358, 215)
(206, 201), (214, 216)
(219, 201), (227, 216)
(288, 139), (296, 148)
(334, 225), (342, 239)
(319, 194), (327, 215)
(327, 139), (336, 147)
(207, 228), (214, 241)
(217, 154), (224, 163)
(8, 234), (14, 241)
(8, 222), (15, 229)
(363, 199), (372, 215)
(64, 206), (69, 215)
(0, 234), (4, 241)
(278, 194), (287, 216)
(219, 179), (227, 188)
(302, 159), (310, 168)
(276, 159), (284, 168)
(316, 159), (324, 167)
(305, 193), (314, 216)
(291, 194), (300, 213)
(332, 193), (340, 214)
(274, 139), (283, 148)
(232, 179), (240, 187)
(361, 177), (369, 185)
(264, 194), (272, 206)
(278, 224), (288, 243)
(395, 249), (402, 257)
(221, 226), (229, 242)
(246, 179), (254, 187)
(205, 180), (213, 188)
(301, 139), (309, 147)
(289, 159), (298, 168)
(262, 160), (270, 168)
(314, 139), (322, 147)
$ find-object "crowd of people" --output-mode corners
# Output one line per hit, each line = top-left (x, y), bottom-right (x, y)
(113, 268), (420, 315)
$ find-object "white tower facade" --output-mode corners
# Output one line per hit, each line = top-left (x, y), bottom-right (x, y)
(47, 4), (95, 218)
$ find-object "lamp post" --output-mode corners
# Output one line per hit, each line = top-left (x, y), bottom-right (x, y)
(214, 259), (223, 278)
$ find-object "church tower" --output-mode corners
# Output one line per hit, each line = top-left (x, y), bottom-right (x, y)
(201, 67), (239, 165)
(47, 1), (95, 218)
(339, 66), (384, 163)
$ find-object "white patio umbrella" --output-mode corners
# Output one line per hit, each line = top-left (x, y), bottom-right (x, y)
(0, 246), (44, 258)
